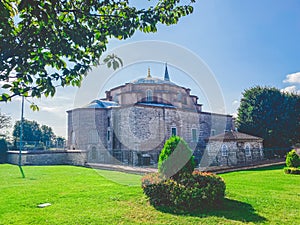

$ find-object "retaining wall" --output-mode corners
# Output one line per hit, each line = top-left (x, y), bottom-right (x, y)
(7, 150), (87, 166)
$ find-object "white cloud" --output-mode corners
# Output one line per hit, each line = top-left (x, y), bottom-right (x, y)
(281, 85), (300, 94)
(232, 100), (239, 106)
(283, 72), (300, 84)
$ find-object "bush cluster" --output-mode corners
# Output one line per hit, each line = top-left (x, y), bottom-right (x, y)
(284, 167), (300, 175)
(142, 171), (226, 210)
(284, 150), (300, 175)
(286, 149), (300, 168)
(142, 136), (226, 211)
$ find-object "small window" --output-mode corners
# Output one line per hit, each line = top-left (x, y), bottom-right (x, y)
(211, 129), (216, 136)
(146, 90), (153, 102)
(113, 94), (119, 103)
(171, 127), (177, 136)
(192, 128), (197, 142)
(177, 92), (182, 102)
(107, 130), (110, 142)
(221, 144), (228, 156)
(245, 144), (251, 156)
(107, 117), (110, 127)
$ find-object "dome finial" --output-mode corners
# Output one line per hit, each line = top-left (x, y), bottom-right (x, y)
(147, 67), (151, 78)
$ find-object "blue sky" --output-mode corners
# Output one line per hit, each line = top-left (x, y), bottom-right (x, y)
(1, 0), (300, 137)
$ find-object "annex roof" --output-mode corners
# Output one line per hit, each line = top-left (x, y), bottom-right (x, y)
(208, 130), (263, 141)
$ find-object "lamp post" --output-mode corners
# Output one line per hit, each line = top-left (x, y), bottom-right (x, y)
(19, 95), (25, 178)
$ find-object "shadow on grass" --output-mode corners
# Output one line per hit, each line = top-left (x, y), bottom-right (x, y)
(247, 164), (284, 172)
(154, 198), (266, 223)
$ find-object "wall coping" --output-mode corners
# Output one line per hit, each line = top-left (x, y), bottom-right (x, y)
(7, 150), (87, 155)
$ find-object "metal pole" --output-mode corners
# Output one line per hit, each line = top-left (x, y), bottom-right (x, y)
(19, 96), (25, 178)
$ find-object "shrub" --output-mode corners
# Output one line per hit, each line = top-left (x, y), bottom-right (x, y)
(141, 171), (226, 210)
(158, 136), (195, 180)
(286, 150), (300, 168)
(284, 167), (300, 175)
(0, 139), (8, 164)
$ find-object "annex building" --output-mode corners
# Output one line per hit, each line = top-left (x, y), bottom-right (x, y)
(67, 65), (263, 167)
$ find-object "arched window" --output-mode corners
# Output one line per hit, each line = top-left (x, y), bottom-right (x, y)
(146, 90), (153, 102)
(91, 147), (97, 160)
(177, 92), (182, 102)
(221, 144), (228, 156)
(71, 131), (76, 145)
(192, 128), (197, 142)
(171, 127), (177, 136)
(245, 143), (251, 156)
(259, 144), (264, 157)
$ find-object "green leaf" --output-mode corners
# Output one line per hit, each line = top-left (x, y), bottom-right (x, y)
(1, 84), (12, 89)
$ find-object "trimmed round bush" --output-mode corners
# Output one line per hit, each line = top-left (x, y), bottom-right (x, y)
(142, 171), (226, 210)
(286, 149), (300, 168)
(158, 136), (195, 180)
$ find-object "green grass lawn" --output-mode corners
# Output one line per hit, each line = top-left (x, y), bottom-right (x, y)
(0, 164), (299, 225)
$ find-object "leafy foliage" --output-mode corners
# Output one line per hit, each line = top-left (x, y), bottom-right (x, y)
(0, 0), (195, 101)
(285, 149), (300, 168)
(40, 124), (55, 146)
(237, 86), (300, 153)
(158, 136), (195, 180)
(13, 119), (42, 142)
(0, 110), (11, 131)
(141, 171), (226, 210)
(12, 119), (59, 147)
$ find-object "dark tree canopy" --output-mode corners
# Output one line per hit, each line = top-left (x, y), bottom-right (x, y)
(41, 124), (55, 145)
(13, 119), (42, 142)
(0, 0), (195, 102)
(237, 86), (300, 150)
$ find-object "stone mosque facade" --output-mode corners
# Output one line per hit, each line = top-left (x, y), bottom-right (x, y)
(67, 65), (263, 166)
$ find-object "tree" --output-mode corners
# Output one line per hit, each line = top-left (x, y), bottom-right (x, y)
(237, 86), (300, 154)
(55, 136), (65, 148)
(12, 119), (42, 143)
(158, 136), (195, 180)
(0, 110), (11, 131)
(41, 124), (55, 146)
(0, 0), (195, 102)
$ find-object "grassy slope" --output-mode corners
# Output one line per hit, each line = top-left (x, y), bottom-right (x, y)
(0, 164), (299, 225)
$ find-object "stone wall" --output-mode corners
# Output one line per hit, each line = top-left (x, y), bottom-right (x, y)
(206, 140), (264, 166)
(7, 150), (87, 166)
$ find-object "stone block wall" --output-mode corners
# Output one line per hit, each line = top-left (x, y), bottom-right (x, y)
(7, 150), (87, 166)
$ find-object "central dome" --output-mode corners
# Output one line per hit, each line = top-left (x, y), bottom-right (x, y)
(132, 77), (175, 85)
(131, 65), (176, 85)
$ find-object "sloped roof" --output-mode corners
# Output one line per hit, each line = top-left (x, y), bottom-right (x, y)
(208, 130), (263, 141)
(84, 100), (119, 109)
